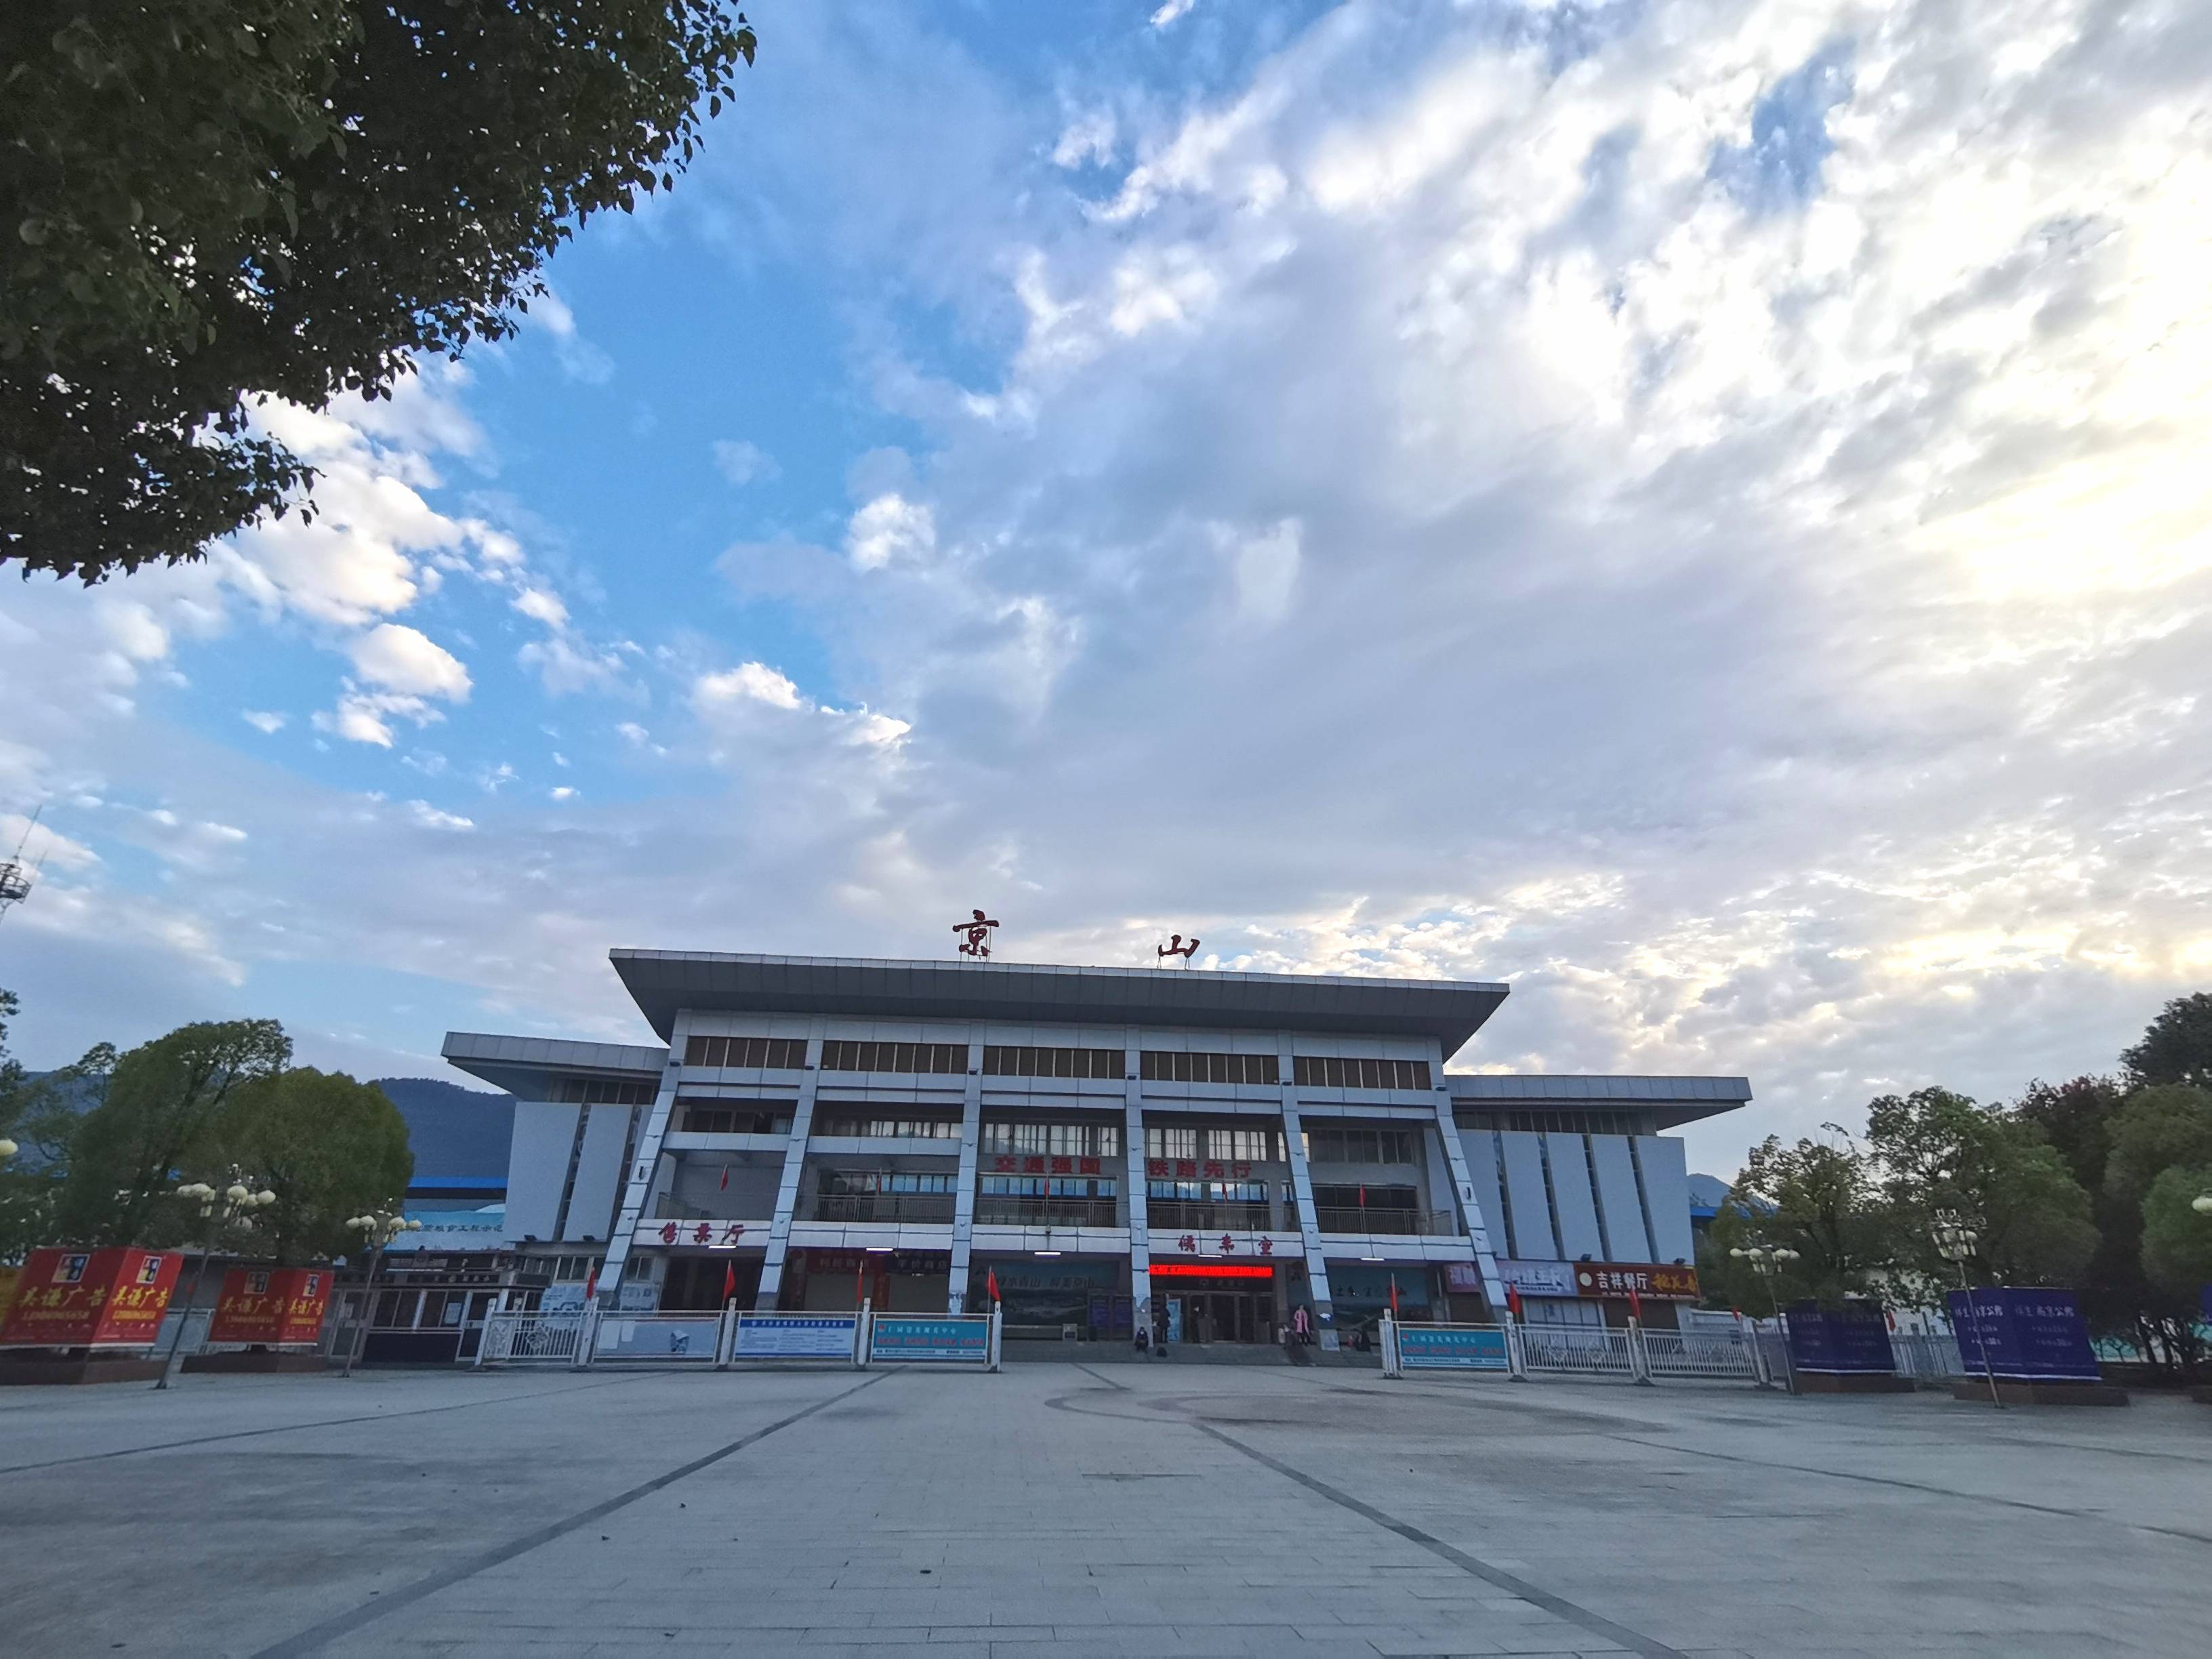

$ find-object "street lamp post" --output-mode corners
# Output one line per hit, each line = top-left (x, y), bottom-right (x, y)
(154, 1177), (276, 1391)
(342, 1210), (421, 1378)
(1729, 1244), (1802, 1392)
(1933, 1212), (2005, 1410)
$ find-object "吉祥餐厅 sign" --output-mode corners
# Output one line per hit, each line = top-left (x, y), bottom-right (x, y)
(1572, 1263), (1700, 1300)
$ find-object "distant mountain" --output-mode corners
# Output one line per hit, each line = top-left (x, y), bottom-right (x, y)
(371, 1077), (514, 1184)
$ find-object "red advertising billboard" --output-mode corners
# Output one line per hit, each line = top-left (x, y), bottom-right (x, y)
(207, 1267), (332, 1346)
(0, 1247), (182, 1347)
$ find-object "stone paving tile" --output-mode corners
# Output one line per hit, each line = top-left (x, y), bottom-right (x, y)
(5, 1362), (2210, 1656)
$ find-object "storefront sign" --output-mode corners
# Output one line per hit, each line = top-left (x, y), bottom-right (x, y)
(869, 1315), (991, 1363)
(638, 1220), (754, 1249)
(1443, 1263), (1492, 1294)
(0, 1248), (181, 1347)
(734, 1313), (858, 1359)
(1152, 1231), (1284, 1258)
(991, 1155), (1105, 1176)
(1143, 1160), (1255, 1179)
(1784, 1302), (1896, 1374)
(207, 1267), (331, 1345)
(1945, 1288), (2099, 1381)
(804, 1250), (948, 1275)
(1397, 1326), (1511, 1370)
(1572, 1262), (1700, 1301)
(1496, 1259), (1578, 1296)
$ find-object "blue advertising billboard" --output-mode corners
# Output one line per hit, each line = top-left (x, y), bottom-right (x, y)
(1944, 1288), (2100, 1381)
(869, 1315), (991, 1364)
(1397, 1326), (1511, 1371)
(1783, 1303), (1896, 1374)
(733, 1313), (858, 1360)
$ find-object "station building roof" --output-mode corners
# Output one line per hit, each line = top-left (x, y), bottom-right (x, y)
(608, 949), (1511, 1052)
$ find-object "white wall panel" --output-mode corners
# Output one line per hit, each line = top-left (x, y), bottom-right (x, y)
(1544, 1132), (1604, 1261)
(1498, 1132), (1557, 1261)
(505, 1100), (578, 1244)
(1636, 1135), (1696, 1265)
(1589, 1135), (1652, 1262)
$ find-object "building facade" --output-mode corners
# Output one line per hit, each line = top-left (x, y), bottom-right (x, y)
(445, 951), (1748, 1345)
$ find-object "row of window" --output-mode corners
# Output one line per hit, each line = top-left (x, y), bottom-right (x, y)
(982, 1045), (1121, 1079)
(817, 1115), (960, 1139)
(1460, 1109), (1652, 1136)
(682, 1035), (808, 1070)
(979, 1176), (1118, 1198)
(983, 1121), (1122, 1156)
(1313, 1183), (1420, 1211)
(546, 1254), (603, 1282)
(821, 1040), (968, 1074)
(1143, 1126), (1285, 1162)
(1141, 1050), (1279, 1085)
(1305, 1127), (1420, 1164)
(820, 1171), (958, 1195)
(677, 1103), (792, 1135)
(1148, 1179), (1270, 1203)
(558, 1077), (656, 1105)
(1293, 1055), (1431, 1091)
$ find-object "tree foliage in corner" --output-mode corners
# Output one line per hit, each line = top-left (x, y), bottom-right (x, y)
(2, 1), (756, 582)
(205, 1067), (412, 1264)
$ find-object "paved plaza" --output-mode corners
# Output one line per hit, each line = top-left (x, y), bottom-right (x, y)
(1, 1361), (2207, 1658)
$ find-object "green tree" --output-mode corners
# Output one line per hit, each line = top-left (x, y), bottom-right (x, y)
(2121, 992), (2212, 1091)
(1698, 1128), (1885, 1311)
(3, 1), (756, 582)
(2103, 1084), (2212, 1208)
(1864, 1086), (2097, 1292)
(205, 1067), (411, 1264)
(52, 1019), (291, 1244)
(2016, 1075), (2200, 1376)
(2137, 1166), (2212, 1301)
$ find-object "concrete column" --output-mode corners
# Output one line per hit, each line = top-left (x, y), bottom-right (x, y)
(1278, 1036), (1337, 1340)
(1123, 1029), (1151, 1341)
(945, 1032), (985, 1313)
(592, 1052), (684, 1307)
(1427, 1052), (1508, 1313)
(754, 1022), (825, 1310)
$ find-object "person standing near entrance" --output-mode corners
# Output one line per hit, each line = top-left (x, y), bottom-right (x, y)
(1292, 1303), (1311, 1345)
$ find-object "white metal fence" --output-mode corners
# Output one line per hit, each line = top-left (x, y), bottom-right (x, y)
(1516, 1323), (1644, 1377)
(478, 1311), (587, 1365)
(1638, 1327), (1762, 1381)
(1890, 1331), (1966, 1379)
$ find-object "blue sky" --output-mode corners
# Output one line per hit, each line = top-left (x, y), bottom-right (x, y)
(5, 0), (2212, 1172)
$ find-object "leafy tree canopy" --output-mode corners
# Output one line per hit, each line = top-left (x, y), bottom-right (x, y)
(2137, 1166), (2212, 1300)
(2122, 991), (2212, 1091)
(3, 1), (756, 581)
(2102, 1084), (2212, 1212)
(52, 1018), (291, 1245)
(1700, 1128), (1884, 1311)
(204, 1067), (411, 1264)
(1864, 1086), (2097, 1290)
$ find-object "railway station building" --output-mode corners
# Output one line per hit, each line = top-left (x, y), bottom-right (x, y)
(443, 950), (1750, 1345)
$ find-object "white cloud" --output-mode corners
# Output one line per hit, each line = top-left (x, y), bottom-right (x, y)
(844, 493), (936, 571)
(241, 710), (288, 735)
(550, 785), (578, 802)
(512, 587), (569, 628)
(1149, 0), (1196, 29)
(711, 439), (781, 487)
(696, 662), (805, 711)
(528, 286), (615, 384)
(405, 800), (475, 832)
(348, 623), (472, 700)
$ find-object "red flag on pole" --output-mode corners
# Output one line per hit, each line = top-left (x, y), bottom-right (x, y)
(1358, 1184), (1367, 1208)
(1389, 1275), (1400, 1316)
(718, 1166), (730, 1191)
(1627, 1286), (1642, 1320)
(986, 1266), (1001, 1305)
(1505, 1284), (1523, 1319)
(722, 1262), (737, 1305)
(583, 1263), (598, 1303)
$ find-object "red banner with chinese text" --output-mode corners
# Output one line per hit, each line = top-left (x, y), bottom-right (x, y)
(0, 1247), (182, 1347)
(207, 1266), (332, 1345)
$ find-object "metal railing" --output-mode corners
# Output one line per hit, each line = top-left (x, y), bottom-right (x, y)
(1311, 1206), (1450, 1236)
(972, 1197), (1120, 1229)
(478, 1311), (586, 1364)
(593, 1312), (723, 1363)
(1890, 1331), (1965, 1379)
(1639, 1328), (1761, 1381)
(807, 1193), (958, 1225)
(1144, 1199), (1283, 1233)
(1517, 1324), (1643, 1376)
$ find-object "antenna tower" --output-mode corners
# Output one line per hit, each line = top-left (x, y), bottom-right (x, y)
(0, 806), (45, 924)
